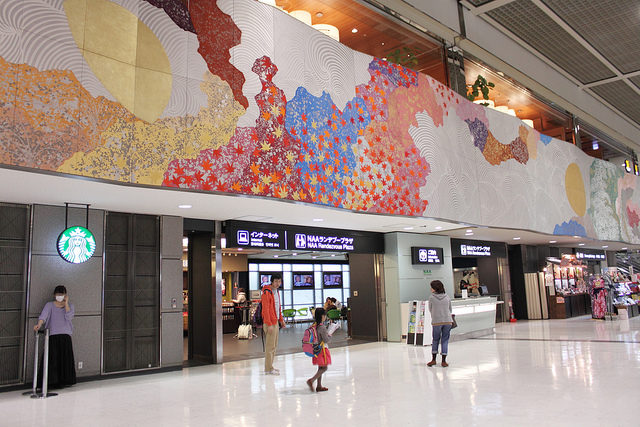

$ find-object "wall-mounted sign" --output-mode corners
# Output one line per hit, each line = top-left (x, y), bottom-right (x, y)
(411, 247), (444, 265)
(451, 239), (507, 258)
(575, 249), (606, 261)
(236, 229), (285, 249)
(57, 226), (96, 264)
(225, 221), (384, 253)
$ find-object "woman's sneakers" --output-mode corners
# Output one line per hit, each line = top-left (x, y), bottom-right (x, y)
(265, 369), (280, 375)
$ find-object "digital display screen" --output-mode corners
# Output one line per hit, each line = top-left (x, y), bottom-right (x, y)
(293, 273), (314, 289)
(323, 273), (343, 288)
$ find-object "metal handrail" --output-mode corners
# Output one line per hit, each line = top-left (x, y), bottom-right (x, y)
(25, 329), (58, 399)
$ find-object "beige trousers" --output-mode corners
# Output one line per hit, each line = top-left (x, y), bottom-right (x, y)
(264, 323), (280, 371)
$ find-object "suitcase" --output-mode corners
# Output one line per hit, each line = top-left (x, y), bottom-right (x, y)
(237, 324), (252, 339)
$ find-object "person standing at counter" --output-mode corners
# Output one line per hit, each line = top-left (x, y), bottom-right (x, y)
(427, 280), (453, 367)
(33, 285), (77, 389)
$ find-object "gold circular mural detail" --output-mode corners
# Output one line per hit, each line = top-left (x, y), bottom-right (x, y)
(565, 163), (586, 217)
(64, 0), (172, 123)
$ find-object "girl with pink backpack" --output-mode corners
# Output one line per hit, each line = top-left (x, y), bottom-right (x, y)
(306, 308), (332, 392)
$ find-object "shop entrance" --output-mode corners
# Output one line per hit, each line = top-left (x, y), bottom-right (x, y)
(451, 239), (511, 323)
(182, 219), (385, 364)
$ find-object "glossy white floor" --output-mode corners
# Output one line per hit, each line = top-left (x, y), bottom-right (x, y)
(3, 316), (640, 426)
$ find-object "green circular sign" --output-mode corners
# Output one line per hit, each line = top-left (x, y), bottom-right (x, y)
(57, 226), (97, 264)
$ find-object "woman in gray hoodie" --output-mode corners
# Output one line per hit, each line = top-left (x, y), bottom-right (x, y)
(427, 280), (453, 367)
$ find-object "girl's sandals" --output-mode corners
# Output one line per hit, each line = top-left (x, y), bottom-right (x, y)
(316, 386), (328, 392)
(306, 379), (314, 392)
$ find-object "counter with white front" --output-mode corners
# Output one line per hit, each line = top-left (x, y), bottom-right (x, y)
(403, 296), (500, 345)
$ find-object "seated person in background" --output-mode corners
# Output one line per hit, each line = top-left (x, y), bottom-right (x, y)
(324, 297), (337, 312)
(232, 288), (247, 306)
(331, 297), (342, 310)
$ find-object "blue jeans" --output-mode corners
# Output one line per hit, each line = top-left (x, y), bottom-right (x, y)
(431, 324), (452, 355)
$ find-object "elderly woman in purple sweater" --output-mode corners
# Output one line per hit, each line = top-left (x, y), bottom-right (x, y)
(34, 285), (76, 388)
(427, 280), (454, 367)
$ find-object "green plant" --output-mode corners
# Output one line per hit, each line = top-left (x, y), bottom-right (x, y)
(467, 74), (495, 105)
(386, 47), (420, 68)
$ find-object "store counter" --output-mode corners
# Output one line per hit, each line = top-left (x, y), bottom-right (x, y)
(404, 297), (499, 346)
(548, 293), (591, 319)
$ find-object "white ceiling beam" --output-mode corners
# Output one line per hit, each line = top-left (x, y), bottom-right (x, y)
(581, 70), (640, 89)
(461, 0), (517, 16)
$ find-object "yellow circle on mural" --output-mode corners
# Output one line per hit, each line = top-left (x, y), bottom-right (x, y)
(565, 163), (586, 217)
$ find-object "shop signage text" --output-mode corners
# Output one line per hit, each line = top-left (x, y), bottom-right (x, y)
(451, 239), (507, 258)
(293, 233), (354, 251)
(460, 244), (491, 256)
(411, 247), (444, 265)
(575, 250), (606, 260)
(226, 220), (384, 253)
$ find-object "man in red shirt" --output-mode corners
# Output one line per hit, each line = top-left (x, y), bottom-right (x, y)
(262, 273), (285, 374)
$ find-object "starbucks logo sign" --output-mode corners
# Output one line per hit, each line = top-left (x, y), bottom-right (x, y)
(57, 226), (96, 264)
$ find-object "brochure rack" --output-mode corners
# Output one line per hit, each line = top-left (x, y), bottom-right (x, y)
(406, 300), (428, 346)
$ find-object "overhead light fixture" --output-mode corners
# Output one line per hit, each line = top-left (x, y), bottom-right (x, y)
(578, 243), (585, 246)
(435, 226), (442, 230)
(274, 255), (279, 258)
(351, 28), (358, 33)
(513, 237), (521, 240)
(313, 218), (324, 222)
(316, 12), (323, 17)
(312, 256), (317, 259)
(573, 236), (580, 238)
(550, 240), (556, 243)
(404, 227), (414, 230)
(178, 204), (192, 209)
(592, 141), (599, 150)
(292, 253), (297, 256)
(238, 248), (243, 251)
(622, 247), (628, 250)
(602, 245), (608, 248)
(466, 229), (473, 233)
(331, 254), (336, 257)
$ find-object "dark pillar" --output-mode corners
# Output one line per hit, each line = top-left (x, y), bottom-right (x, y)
(348, 253), (382, 341)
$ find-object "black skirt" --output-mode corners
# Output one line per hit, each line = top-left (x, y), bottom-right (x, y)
(38, 334), (76, 389)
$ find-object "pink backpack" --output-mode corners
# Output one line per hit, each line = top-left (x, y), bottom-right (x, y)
(302, 324), (321, 357)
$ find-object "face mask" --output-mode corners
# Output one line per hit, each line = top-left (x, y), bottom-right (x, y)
(56, 295), (65, 302)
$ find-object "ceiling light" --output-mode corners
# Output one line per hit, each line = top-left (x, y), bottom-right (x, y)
(351, 28), (358, 33)
(238, 248), (243, 251)
(573, 236), (580, 238)
(316, 12), (323, 17)
(381, 42), (385, 45)
(274, 255), (279, 258)
(182, 237), (188, 247)
(331, 254), (336, 257)
(513, 237), (521, 240)
(312, 256), (317, 259)
(404, 227), (414, 230)
(578, 243), (585, 246)
(466, 229), (473, 233)
(292, 253), (297, 256)
(178, 204), (192, 209)
(435, 226), (442, 230)
(602, 245), (608, 248)
(622, 247), (628, 250)
(313, 218), (324, 222)
(550, 240), (556, 243)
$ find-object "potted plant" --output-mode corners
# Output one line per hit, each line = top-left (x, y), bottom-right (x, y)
(467, 75), (495, 105)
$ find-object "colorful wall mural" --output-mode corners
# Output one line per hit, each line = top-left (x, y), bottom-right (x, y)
(1, 0), (639, 243)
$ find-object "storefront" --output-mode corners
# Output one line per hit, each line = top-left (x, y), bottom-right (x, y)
(450, 238), (510, 323)
(182, 219), (385, 364)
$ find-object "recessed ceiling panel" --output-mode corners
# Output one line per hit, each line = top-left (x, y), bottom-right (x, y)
(487, 0), (616, 84)
(589, 80), (640, 126)
(542, 0), (640, 74)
